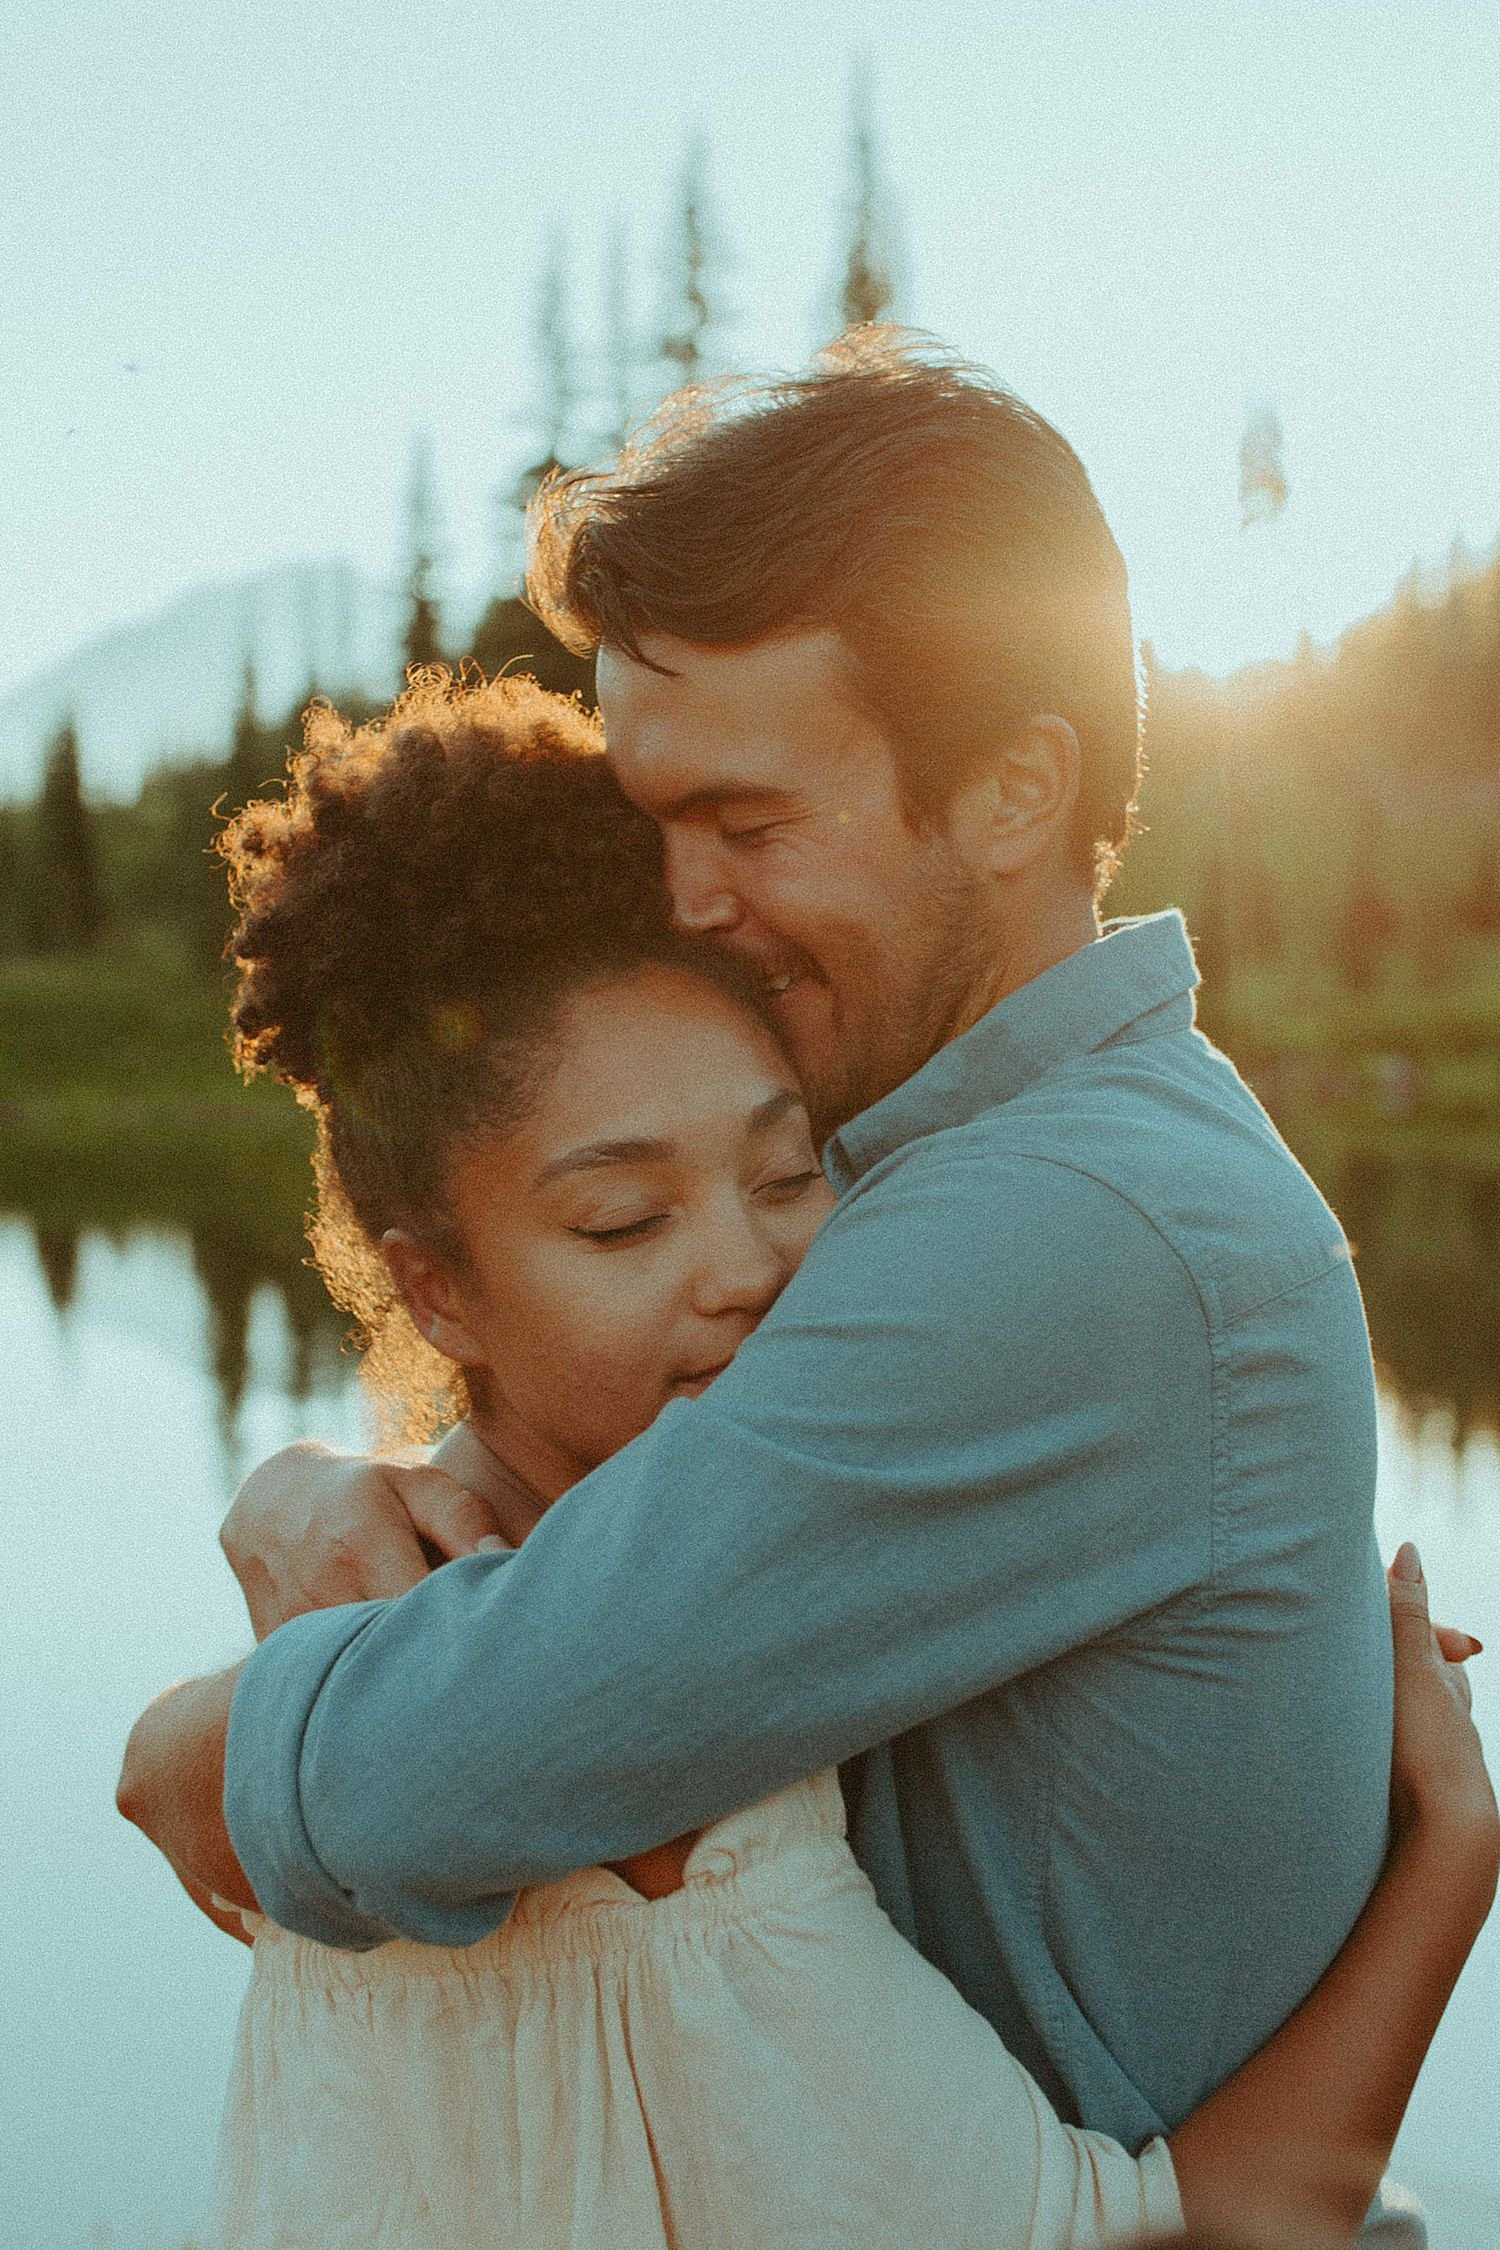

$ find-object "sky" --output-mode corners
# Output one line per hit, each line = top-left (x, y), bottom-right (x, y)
(4, 0), (1500, 707)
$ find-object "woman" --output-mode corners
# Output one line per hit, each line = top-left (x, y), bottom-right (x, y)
(200, 673), (1493, 2249)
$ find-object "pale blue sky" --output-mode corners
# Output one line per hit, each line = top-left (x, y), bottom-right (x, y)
(5, 0), (1499, 702)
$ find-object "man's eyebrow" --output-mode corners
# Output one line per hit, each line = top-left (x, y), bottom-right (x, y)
(654, 781), (799, 819)
(534, 1136), (672, 1187)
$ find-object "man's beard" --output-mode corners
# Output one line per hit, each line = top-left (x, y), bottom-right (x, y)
(802, 855), (1001, 1148)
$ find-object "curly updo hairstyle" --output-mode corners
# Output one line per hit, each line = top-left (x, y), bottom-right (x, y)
(221, 670), (770, 1442)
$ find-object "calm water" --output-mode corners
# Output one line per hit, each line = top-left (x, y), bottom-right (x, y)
(4, 1216), (1499, 2250)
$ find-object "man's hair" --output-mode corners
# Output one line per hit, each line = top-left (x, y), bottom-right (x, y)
(529, 327), (1142, 894)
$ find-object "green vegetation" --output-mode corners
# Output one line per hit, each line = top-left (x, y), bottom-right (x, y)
(0, 950), (313, 1240)
(0, 952), (339, 1416)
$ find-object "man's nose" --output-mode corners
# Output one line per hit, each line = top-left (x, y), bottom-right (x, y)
(662, 829), (742, 935)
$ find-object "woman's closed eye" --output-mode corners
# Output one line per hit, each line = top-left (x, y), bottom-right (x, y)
(569, 1211), (669, 1247)
(755, 1168), (823, 1204)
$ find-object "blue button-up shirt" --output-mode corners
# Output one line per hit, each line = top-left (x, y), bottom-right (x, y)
(225, 910), (1392, 2149)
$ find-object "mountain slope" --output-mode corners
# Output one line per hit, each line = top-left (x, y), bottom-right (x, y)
(0, 561), (404, 801)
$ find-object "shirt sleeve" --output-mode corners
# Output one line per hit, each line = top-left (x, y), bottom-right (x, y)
(225, 1145), (1216, 1947)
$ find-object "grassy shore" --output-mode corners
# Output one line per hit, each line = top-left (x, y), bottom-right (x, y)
(6, 947), (1500, 1237)
(0, 950), (316, 1252)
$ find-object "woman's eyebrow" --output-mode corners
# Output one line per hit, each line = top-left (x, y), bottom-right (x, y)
(535, 1092), (804, 1188)
(747, 1088), (806, 1135)
(534, 1136), (671, 1187)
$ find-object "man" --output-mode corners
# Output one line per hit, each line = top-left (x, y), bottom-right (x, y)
(121, 334), (1396, 2175)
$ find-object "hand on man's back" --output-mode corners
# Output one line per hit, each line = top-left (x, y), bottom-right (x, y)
(221, 1439), (508, 1639)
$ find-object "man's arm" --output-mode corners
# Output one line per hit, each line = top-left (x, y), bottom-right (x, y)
(226, 1149), (1218, 1947)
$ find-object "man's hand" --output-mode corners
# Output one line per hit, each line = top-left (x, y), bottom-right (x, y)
(221, 1440), (510, 1639)
(117, 1664), (257, 1919)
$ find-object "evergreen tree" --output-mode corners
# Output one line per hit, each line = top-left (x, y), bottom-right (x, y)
(1238, 403), (1288, 530)
(509, 224), (577, 519)
(659, 137), (720, 388)
(1336, 810), (1400, 992)
(0, 802), (22, 956)
(464, 594), (595, 704)
(32, 719), (103, 952)
(1481, 552), (1500, 744)
(1233, 795), (1283, 964)
(603, 214), (635, 449)
(837, 59), (899, 330)
(1189, 846), (1231, 1010)
(1429, 538), (1474, 750)
(222, 657), (276, 816)
(1460, 844), (1500, 939)
(400, 434), (446, 681)
(467, 229), (593, 690)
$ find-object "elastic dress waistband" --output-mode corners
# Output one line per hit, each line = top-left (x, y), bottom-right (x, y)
(242, 1768), (860, 1989)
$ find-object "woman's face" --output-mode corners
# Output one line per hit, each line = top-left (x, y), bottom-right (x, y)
(404, 963), (834, 1500)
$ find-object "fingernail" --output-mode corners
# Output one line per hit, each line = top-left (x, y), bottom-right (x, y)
(475, 1534), (506, 1553)
(1392, 1541), (1423, 1583)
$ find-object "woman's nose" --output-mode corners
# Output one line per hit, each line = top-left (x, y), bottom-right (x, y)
(661, 829), (742, 935)
(690, 1202), (789, 1318)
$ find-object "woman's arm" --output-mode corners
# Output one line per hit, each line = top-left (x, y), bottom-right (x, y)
(1167, 1544), (1498, 2243)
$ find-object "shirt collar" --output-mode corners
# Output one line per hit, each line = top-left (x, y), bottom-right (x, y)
(825, 909), (1199, 1191)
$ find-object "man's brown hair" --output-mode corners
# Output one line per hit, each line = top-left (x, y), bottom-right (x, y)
(529, 327), (1142, 894)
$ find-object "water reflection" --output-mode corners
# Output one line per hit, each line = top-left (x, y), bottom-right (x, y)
(4, 1203), (1498, 2250)
(34, 1222), (80, 1313)
(20, 1140), (1500, 1447)
(1328, 1153), (1500, 1438)
(29, 1211), (348, 1439)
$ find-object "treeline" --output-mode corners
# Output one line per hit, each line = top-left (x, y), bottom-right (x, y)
(1113, 544), (1500, 1022)
(2, 50), (1498, 1034)
(0, 70), (905, 977)
(9, 544), (1500, 1011)
(0, 594), (593, 975)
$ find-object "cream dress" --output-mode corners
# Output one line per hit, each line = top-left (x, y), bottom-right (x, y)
(210, 1430), (1183, 2250)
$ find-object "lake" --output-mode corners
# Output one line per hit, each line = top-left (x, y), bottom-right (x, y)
(4, 1204), (1499, 2250)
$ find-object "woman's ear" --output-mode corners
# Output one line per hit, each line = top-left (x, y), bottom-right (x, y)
(381, 1229), (484, 1368)
(949, 714), (1082, 877)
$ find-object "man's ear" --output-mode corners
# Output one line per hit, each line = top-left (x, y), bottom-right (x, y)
(949, 714), (1081, 877)
(381, 1230), (484, 1368)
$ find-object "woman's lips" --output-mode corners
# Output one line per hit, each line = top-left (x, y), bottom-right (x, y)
(670, 1362), (732, 1397)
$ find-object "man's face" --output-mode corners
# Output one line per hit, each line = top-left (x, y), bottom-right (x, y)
(598, 629), (998, 1144)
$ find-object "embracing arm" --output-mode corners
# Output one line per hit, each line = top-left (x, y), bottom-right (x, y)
(216, 1155), (1216, 1944)
(1165, 1549), (1498, 2244)
(119, 1551), (1495, 2250)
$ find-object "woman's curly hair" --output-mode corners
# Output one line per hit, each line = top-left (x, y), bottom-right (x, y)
(220, 669), (766, 1441)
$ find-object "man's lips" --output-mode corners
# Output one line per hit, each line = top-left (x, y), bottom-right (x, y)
(752, 958), (818, 999)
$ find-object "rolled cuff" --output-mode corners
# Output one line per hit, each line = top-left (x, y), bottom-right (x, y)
(224, 1600), (395, 1949)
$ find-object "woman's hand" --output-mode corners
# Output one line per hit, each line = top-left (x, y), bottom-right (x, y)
(1168, 1543), (1496, 2244)
(1387, 1540), (1499, 1867)
(117, 1664), (257, 1921)
(220, 1440), (510, 1639)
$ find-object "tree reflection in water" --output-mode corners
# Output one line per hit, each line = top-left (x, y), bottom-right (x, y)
(27, 1209), (349, 1433)
(20, 1146), (1500, 1450)
(1332, 1154), (1500, 1441)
